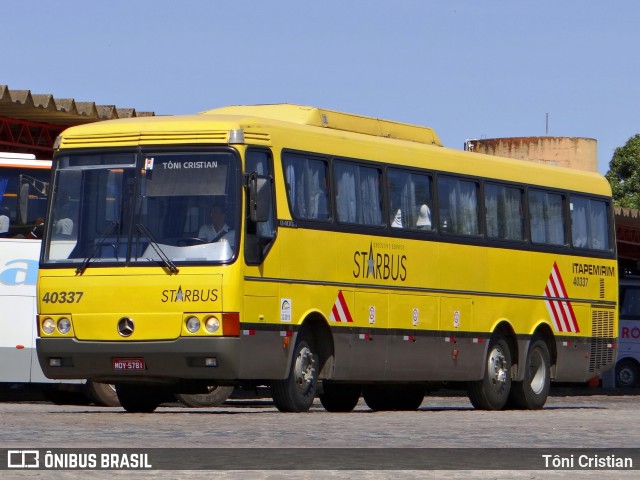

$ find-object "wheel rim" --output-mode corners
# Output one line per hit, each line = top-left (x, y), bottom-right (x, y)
(618, 366), (635, 386)
(488, 345), (508, 388)
(528, 348), (546, 394)
(294, 345), (316, 392)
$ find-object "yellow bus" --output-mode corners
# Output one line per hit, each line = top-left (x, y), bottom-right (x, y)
(36, 104), (617, 413)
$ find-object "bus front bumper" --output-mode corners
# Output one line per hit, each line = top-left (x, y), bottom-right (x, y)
(36, 337), (243, 384)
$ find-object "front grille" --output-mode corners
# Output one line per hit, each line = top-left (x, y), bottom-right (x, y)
(589, 309), (615, 372)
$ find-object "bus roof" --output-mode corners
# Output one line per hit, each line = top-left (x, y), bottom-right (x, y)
(200, 104), (443, 147)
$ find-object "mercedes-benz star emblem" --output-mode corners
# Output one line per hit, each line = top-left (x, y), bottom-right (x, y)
(117, 317), (135, 337)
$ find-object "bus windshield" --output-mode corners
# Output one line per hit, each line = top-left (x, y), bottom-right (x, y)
(43, 150), (240, 267)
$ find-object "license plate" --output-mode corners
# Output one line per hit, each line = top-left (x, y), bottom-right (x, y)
(112, 358), (146, 371)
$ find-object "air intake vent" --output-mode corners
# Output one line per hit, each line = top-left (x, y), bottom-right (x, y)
(589, 309), (615, 372)
(599, 278), (605, 299)
(591, 309), (614, 338)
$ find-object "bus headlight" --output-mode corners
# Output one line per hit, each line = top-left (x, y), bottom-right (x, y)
(57, 317), (72, 334)
(186, 316), (201, 333)
(42, 318), (56, 335)
(205, 316), (220, 334)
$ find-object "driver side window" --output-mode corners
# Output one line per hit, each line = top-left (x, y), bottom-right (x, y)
(245, 149), (275, 265)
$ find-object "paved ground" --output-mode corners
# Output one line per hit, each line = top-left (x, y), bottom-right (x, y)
(0, 386), (638, 479)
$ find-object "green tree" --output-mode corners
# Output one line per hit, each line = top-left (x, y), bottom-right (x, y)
(606, 134), (640, 208)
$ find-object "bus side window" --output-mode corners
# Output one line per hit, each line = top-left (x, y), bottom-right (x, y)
(570, 195), (610, 251)
(529, 189), (566, 246)
(485, 183), (524, 241)
(438, 176), (479, 236)
(621, 287), (640, 319)
(334, 161), (383, 226)
(283, 153), (330, 221)
(387, 168), (432, 231)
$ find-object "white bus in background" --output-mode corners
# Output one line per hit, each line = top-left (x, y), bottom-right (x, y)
(0, 152), (119, 406)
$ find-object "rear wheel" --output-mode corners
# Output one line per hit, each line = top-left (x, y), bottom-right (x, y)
(615, 359), (640, 388)
(319, 383), (361, 412)
(467, 334), (512, 410)
(176, 386), (234, 407)
(115, 384), (161, 413)
(363, 384), (425, 411)
(271, 331), (318, 412)
(509, 337), (550, 409)
(85, 381), (120, 407)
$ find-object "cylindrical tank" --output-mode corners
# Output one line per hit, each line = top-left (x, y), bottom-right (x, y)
(465, 137), (597, 172)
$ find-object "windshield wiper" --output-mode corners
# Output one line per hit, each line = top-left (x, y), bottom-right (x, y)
(136, 223), (179, 274)
(76, 220), (119, 275)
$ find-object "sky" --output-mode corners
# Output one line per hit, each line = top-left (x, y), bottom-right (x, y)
(3, 0), (640, 174)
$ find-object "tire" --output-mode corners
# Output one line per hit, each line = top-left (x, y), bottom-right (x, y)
(319, 383), (361, 412)
(615, 359), (640, 388)
(85, 381), (121, 407)
(467, 335), (512, 410)
(115, 384), (161, 413)
(509, 337), (551, 409)
(176, 386), (234, 407)
(271, 331), (319, 412)
(362, 385), (425, 411)
(42, 385), (91, 406)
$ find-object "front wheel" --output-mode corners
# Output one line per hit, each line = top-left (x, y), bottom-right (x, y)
(467, 335), (512, 410)
(615, 359), (640, 388)
(271, 332), (319, 412)
(509, 337), (551, 409)
(115, 384), (162, 413)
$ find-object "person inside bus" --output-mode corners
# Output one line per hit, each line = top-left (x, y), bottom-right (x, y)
(0, 207), (9, 237)
(416, 204), (432, 230)
(53, 195), (75, 237)
(27, 217), (44, 239)
(391, 209), (403, 228)
(198, 203), (234, 243)
(54, 217), (74, 237)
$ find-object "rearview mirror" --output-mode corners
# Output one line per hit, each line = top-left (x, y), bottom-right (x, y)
(248, 174), (272, 223)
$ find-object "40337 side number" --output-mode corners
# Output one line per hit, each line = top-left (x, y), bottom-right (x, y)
(41, 291), (84, 303)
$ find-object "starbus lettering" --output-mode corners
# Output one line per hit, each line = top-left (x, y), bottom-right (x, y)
(352, 243), (407, 281)
(161, 286), (219, 303)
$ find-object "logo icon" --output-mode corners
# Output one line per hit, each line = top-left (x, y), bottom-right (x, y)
(8, 450), (39, 468)
(117, 317), (135, 337)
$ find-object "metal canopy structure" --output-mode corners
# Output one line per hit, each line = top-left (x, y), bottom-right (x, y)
(0, 84), (155, 157)
(614, 207), (640, 271)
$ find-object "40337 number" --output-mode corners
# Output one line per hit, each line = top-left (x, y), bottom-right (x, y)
(41, 291), (84, 303)
(573, 277), (589, 287)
